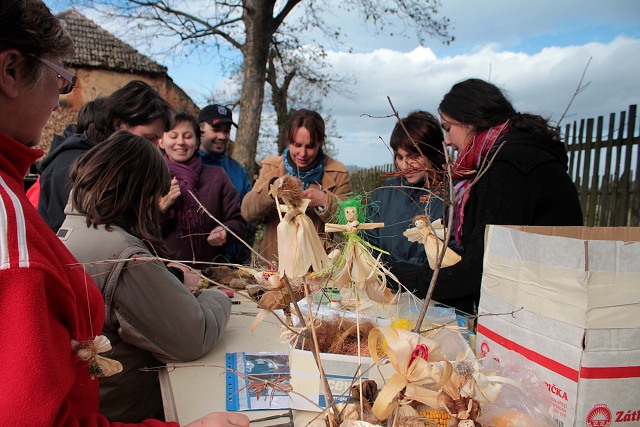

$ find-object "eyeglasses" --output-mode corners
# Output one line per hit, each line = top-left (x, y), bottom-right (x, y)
(37, 57), (77, 95)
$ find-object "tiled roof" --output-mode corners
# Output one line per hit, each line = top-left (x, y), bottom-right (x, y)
(57, 9), (167, 75)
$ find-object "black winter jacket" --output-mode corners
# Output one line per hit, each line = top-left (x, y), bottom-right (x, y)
(366, 176), (444, 288)
(38, 133), (97, 231)
(395, 130), (583, 314)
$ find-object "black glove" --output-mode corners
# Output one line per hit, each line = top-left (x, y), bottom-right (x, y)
(166, 264), (184, 283)
(387, 261), (429, 297)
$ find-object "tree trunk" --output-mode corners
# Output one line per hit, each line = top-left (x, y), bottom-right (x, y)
(234, 0), (276, 179)
(276, 107), (290, 155)
(267, 57), (295, 155)
(272, 85), (289, 155)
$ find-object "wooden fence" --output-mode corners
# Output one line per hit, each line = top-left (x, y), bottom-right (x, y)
(349, 104), (640, 226)
(350, 164), (395, 198)
(565, 104), (639, 226)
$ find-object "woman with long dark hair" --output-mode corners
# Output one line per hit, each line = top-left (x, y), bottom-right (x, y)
(367, 111), (446, 293)
(424, 78), (583, 314)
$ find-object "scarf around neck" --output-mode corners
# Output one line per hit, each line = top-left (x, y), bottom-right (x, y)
(452, 121), (510, 246)
(164, 153), (206, 238)
(283, 146), (325, 189)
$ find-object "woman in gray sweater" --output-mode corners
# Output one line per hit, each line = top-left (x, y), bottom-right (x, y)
(60, 131), (232, 423)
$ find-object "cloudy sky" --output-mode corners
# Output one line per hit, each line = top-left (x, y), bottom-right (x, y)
(314, 0), (640, 168)
(52, 0), (640, 168)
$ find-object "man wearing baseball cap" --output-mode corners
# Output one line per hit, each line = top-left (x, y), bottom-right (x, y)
(198, 104), (254, 265)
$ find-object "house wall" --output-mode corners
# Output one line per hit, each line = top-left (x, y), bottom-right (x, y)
(40, 68), (198, 153)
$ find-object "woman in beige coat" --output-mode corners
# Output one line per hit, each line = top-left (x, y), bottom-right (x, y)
(241, 109), (352, 266)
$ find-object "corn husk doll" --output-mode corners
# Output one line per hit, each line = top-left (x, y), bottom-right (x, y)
(270, 176), (331, 278)
(324, 197), (395, 303)
(403, 214), (461, 269)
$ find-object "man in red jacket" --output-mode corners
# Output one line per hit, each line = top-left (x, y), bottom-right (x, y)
(0, 1), (249, 426)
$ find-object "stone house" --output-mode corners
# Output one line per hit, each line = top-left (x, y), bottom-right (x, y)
(39, 9), (197, 153)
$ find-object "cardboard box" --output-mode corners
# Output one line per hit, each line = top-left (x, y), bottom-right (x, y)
(288, 299), (395, 411)
(477, 225), (640, 427)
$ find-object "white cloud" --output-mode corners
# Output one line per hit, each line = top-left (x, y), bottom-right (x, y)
(325, 37), (640, 168)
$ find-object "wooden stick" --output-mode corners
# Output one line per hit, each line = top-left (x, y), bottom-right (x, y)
(187, 190), (273, 268)
(355, 289), (364, 421)
(283, 275), (340, 424)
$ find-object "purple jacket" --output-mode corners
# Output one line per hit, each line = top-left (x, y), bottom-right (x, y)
(161, 164), (245, 265)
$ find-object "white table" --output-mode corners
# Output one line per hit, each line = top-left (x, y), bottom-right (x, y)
(159, 302), (318, 426)
(159, 294), (467, 426)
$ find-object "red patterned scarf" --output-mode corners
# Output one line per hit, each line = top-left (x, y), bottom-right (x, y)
(452, 121), (510, 246)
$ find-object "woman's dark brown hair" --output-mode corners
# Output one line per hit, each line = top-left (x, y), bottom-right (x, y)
(439, 78), (559, 141)
(88, 80), (174, 144)
(70, 131), (171, 249)
(0, 0), (74, 85)
(390, 110), (446, 170)
(285, 109), (326, 147)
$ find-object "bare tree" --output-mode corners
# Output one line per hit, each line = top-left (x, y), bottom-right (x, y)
(266, 31), (355, 154)
(204, 46), (343, 163)
(66, 0), (453, 177)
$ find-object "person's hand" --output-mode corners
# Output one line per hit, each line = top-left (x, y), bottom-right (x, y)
(159, 177), (181, 213)
(207, 226), (228, 246)
(302, 187), (328, 208)
(167, 262), (202, 291)
(184, 411), (250, 427)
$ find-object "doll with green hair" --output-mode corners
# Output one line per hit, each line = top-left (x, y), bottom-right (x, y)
(325, 196), (396, 303)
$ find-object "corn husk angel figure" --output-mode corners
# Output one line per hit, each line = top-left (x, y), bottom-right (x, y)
(238, 266), (305, 331)
(403, 215), (461, 269)
(71, 335), (123, 379)
(433, 355), (527, 427)
(270, 176), (331, 279)
(324, 197), (396, 304)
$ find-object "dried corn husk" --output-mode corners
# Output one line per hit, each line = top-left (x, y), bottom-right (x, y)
(367, 327), (448, 419)
(459, 358), (522, 404)
(276, 196), (331, 278)
(325, 225), (395, 304)
(71, 335), (123, 379)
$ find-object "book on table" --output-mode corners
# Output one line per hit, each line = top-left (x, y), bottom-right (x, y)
(226, 351), (290, 411)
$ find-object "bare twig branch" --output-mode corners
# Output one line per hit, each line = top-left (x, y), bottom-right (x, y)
(558, 57), (592, 126)
(187, 189), (274, 268)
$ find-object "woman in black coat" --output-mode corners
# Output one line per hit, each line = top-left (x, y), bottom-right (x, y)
(414, 78), (583, 314)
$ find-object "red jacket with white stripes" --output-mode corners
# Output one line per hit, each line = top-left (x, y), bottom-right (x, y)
(0, 132), (175, 426)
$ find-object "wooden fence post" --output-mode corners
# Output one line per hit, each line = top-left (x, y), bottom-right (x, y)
(627, 105), (638, 226)
(599, 112), (616, 226)
(589, 116), (604, 225)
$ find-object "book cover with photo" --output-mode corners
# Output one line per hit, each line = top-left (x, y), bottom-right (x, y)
(226, 352), (290, 411)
